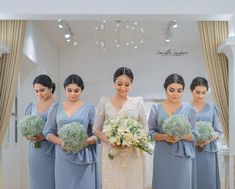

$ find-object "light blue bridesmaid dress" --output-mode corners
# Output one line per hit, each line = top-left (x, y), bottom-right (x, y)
(25, 102), (55, 189)
(43, 102), (98, 189)
(194, 103), (223, 189)
(148, 103), (199, 189)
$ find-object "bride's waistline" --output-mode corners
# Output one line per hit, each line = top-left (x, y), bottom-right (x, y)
(102, 143), (144, 155)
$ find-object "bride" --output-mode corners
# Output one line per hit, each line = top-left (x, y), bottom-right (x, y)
(93, 67), (148, 189)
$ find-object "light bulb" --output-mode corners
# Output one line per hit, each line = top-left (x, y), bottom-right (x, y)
(165, 39), (170, 42)
(64, 33), (71, 39)
(58, 24), (63, 28)
(171, 20), (178, 28)
(57, 19), (64, 28)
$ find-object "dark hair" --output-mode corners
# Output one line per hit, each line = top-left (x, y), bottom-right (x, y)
(63, 74), (84, 90)
(33, 74), (55, 94)
(164, 73), (185, 90)
(190, 77), (209, 91)
(113, 67), (134, 83)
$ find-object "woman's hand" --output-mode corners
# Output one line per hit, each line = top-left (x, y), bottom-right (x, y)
(165, 135), (179, 144)
(182, 134), (193, 141)
(196, 133), (219, 148)
(59, 139), (66, 150)
(196, 140), (210, 148)
(27, 134), (45, 142)
(27, 136), (37, 142)
(105, 141), (115, 148)
(86, 137), (96, 145)
(155, 133), (179, 143)
(93, 128), (109, 144)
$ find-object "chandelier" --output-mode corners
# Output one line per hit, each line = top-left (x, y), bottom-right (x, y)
(94, 20), (144, 51)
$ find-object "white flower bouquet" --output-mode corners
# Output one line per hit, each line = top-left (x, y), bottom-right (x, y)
(162, 115), (192, 140)
(195, 121), (215, 143)
(18, 115), (45, 148)
(58, 122), (88, 153)
(103, 116), (152, 159)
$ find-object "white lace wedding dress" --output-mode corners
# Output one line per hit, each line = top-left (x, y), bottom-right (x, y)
(93, 96), (148, 189)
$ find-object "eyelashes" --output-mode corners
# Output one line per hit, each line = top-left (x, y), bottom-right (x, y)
(168, 89), (182, 93)
(117, 83), (130, 87)
(35, 89), (46, 93)
(67, 90), (80, 93)
(195, 91), (206, 94)
(67, 89), (80, 93)
(118, 85), (130, 87)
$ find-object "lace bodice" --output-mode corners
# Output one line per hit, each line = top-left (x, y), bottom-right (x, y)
(93, 96), (148, 131)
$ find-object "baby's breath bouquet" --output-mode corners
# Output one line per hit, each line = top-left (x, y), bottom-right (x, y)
(195, 121), (215, 143)
(103, 116), (152, 159)
(18, 115), (45, 148)
(162, 115), (192, 140)
(58, 122), (88, 153)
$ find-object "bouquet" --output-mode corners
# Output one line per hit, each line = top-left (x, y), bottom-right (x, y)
(18, 115), (45, 148)
(195, 121), (215, 143)
(162, 115), (192, 140)
(58, 122), (88, 153)
(103, 116), (153, 159)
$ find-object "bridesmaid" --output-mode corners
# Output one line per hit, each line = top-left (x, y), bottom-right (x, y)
(148, 73), (199, 189)
(25, 74), (56, 189)
(43, 74), (98, 189)
(190, 77), (222, 189)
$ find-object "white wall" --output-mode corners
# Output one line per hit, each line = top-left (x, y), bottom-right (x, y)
(1, 21), (60, 189)
(58, 21), (209, 105)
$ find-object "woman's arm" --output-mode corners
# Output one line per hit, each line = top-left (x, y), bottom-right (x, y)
(43, 103), (61, 146)
(93, 97), (110, 144)
(93, 128), (109, 143)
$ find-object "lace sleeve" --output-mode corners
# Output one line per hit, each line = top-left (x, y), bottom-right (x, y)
(138, 97), (148, 131)
(93, 96), (106, 131)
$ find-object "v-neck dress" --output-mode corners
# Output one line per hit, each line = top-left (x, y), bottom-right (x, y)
(194, 103), (222, 189)
(43, 102), (98, 189)
(25, 102), (55, 189)
(93, 96), (148, 189)
(148, 103), (199, 189)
